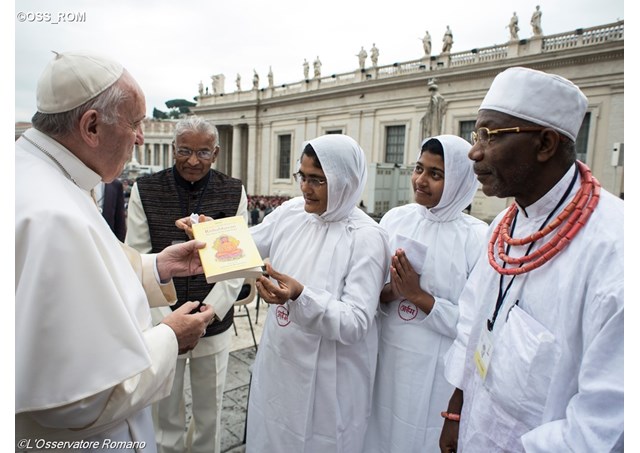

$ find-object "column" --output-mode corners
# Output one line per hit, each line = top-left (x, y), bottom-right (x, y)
(247, 124), (260, 194)
(231, 124), (242, 180)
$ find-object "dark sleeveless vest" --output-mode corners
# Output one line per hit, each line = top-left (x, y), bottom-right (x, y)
(136, 167), (243, 337)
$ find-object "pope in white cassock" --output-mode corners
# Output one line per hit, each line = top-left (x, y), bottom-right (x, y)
(245, 134), (391, 452)
(440, 67), (623, 452)
(15, 51), (214, 451)
(364, 135), (488, 453)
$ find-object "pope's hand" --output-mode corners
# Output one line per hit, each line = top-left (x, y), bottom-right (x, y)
(161, 301), (215, 354)
(156, 240), (206, 281)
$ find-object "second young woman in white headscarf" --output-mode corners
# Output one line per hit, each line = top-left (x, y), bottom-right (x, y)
(364, 135), (488, 453)
(246, 134), (391, 453)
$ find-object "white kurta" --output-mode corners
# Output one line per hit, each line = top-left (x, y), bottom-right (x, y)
(444, 165), (624, 452)
(125, 175), (248, 453)
(245, 134), (391, 453)
(16, 129), (179, 452)
(364, 135), (488, 453)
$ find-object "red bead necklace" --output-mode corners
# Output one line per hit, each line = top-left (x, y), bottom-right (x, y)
(488, 161), (601, 275)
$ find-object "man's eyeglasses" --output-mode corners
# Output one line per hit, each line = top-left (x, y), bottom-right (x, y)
(293, 172), (326, 188)
(175, 148), (214, 160)
(471, 126), (546, 145)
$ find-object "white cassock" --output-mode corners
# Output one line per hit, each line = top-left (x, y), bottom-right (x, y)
(444, 164), (624, 452)
(245, 135), (390, 453)
(364, 135), (488, 453)
(16, 128), (180, 452)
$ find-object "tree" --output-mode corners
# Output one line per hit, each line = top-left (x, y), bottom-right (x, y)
(152, 99), (197, 119)
(165, 99), (196, 114)
(152, 107), (168, 120)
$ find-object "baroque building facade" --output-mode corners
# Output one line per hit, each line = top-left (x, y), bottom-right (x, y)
(187, 20), (624, 221)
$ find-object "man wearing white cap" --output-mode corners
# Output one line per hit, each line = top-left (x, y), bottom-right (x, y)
(439, 67), (623, 452)
(16, 51), (215, 450)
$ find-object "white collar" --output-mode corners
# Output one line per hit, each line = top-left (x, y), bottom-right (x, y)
(22, 128), (102, 192)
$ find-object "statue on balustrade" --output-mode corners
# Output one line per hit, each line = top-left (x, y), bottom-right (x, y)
(357, 47), (367, 70)
(531, 5), (543, 36)
(211, 74), (224, 95)
(303, 59), (310, 79)
(422, 30), (432, 58)
(313, 56), (322, 78)
(370, 43), (379, 68)
(442, 26), (453, 53)
(508, 12), (520, 41)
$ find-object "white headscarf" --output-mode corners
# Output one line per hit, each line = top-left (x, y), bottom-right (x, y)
(420, 134), (478, 221)
(262, 134), (376, 286)
(302, 134), (368, 222)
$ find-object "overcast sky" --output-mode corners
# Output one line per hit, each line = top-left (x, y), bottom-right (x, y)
(13, 0), (624, 122)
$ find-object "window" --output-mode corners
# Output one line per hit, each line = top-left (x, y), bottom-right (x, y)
(575, 112), (591, 163)
(459, 120), (475, 144)
(385, 126), (405, 164)
(278, 134), (292, 179)
(326, 129), (342, 135)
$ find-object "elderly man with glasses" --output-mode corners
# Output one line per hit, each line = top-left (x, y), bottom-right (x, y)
(439, 67), (623, 452)
(126, 116), (248, 453)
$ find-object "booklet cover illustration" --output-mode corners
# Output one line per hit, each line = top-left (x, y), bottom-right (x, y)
(192, 216), (264, 283)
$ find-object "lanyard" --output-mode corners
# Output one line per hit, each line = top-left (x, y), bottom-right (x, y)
(487, 164), (579, 331)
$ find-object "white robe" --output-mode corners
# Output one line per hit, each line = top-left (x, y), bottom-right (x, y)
(364, 135), (488, 453)
(16, 129), (179, 452)
(245, 135), (391, 453)
(444, 164), (624, 452)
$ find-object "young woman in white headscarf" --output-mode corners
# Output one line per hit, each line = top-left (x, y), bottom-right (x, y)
(245, 134), (391, 453)
(363, 135), (488, 453)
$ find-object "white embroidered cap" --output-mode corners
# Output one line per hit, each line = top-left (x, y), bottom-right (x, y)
(36, 51), (124, 114)
(479, 66), (588, 141)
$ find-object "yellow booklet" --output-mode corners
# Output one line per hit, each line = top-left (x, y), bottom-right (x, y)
(191, 216), (264, 283)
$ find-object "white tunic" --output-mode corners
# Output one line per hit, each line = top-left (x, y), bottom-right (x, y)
(444, 164), (624, 452)
(364, 135), (488, 453)
(245, 135), (391, 453)
(16, 129), (179, 452)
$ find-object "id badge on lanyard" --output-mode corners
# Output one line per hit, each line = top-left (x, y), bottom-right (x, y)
(474, 323), (494, 381)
